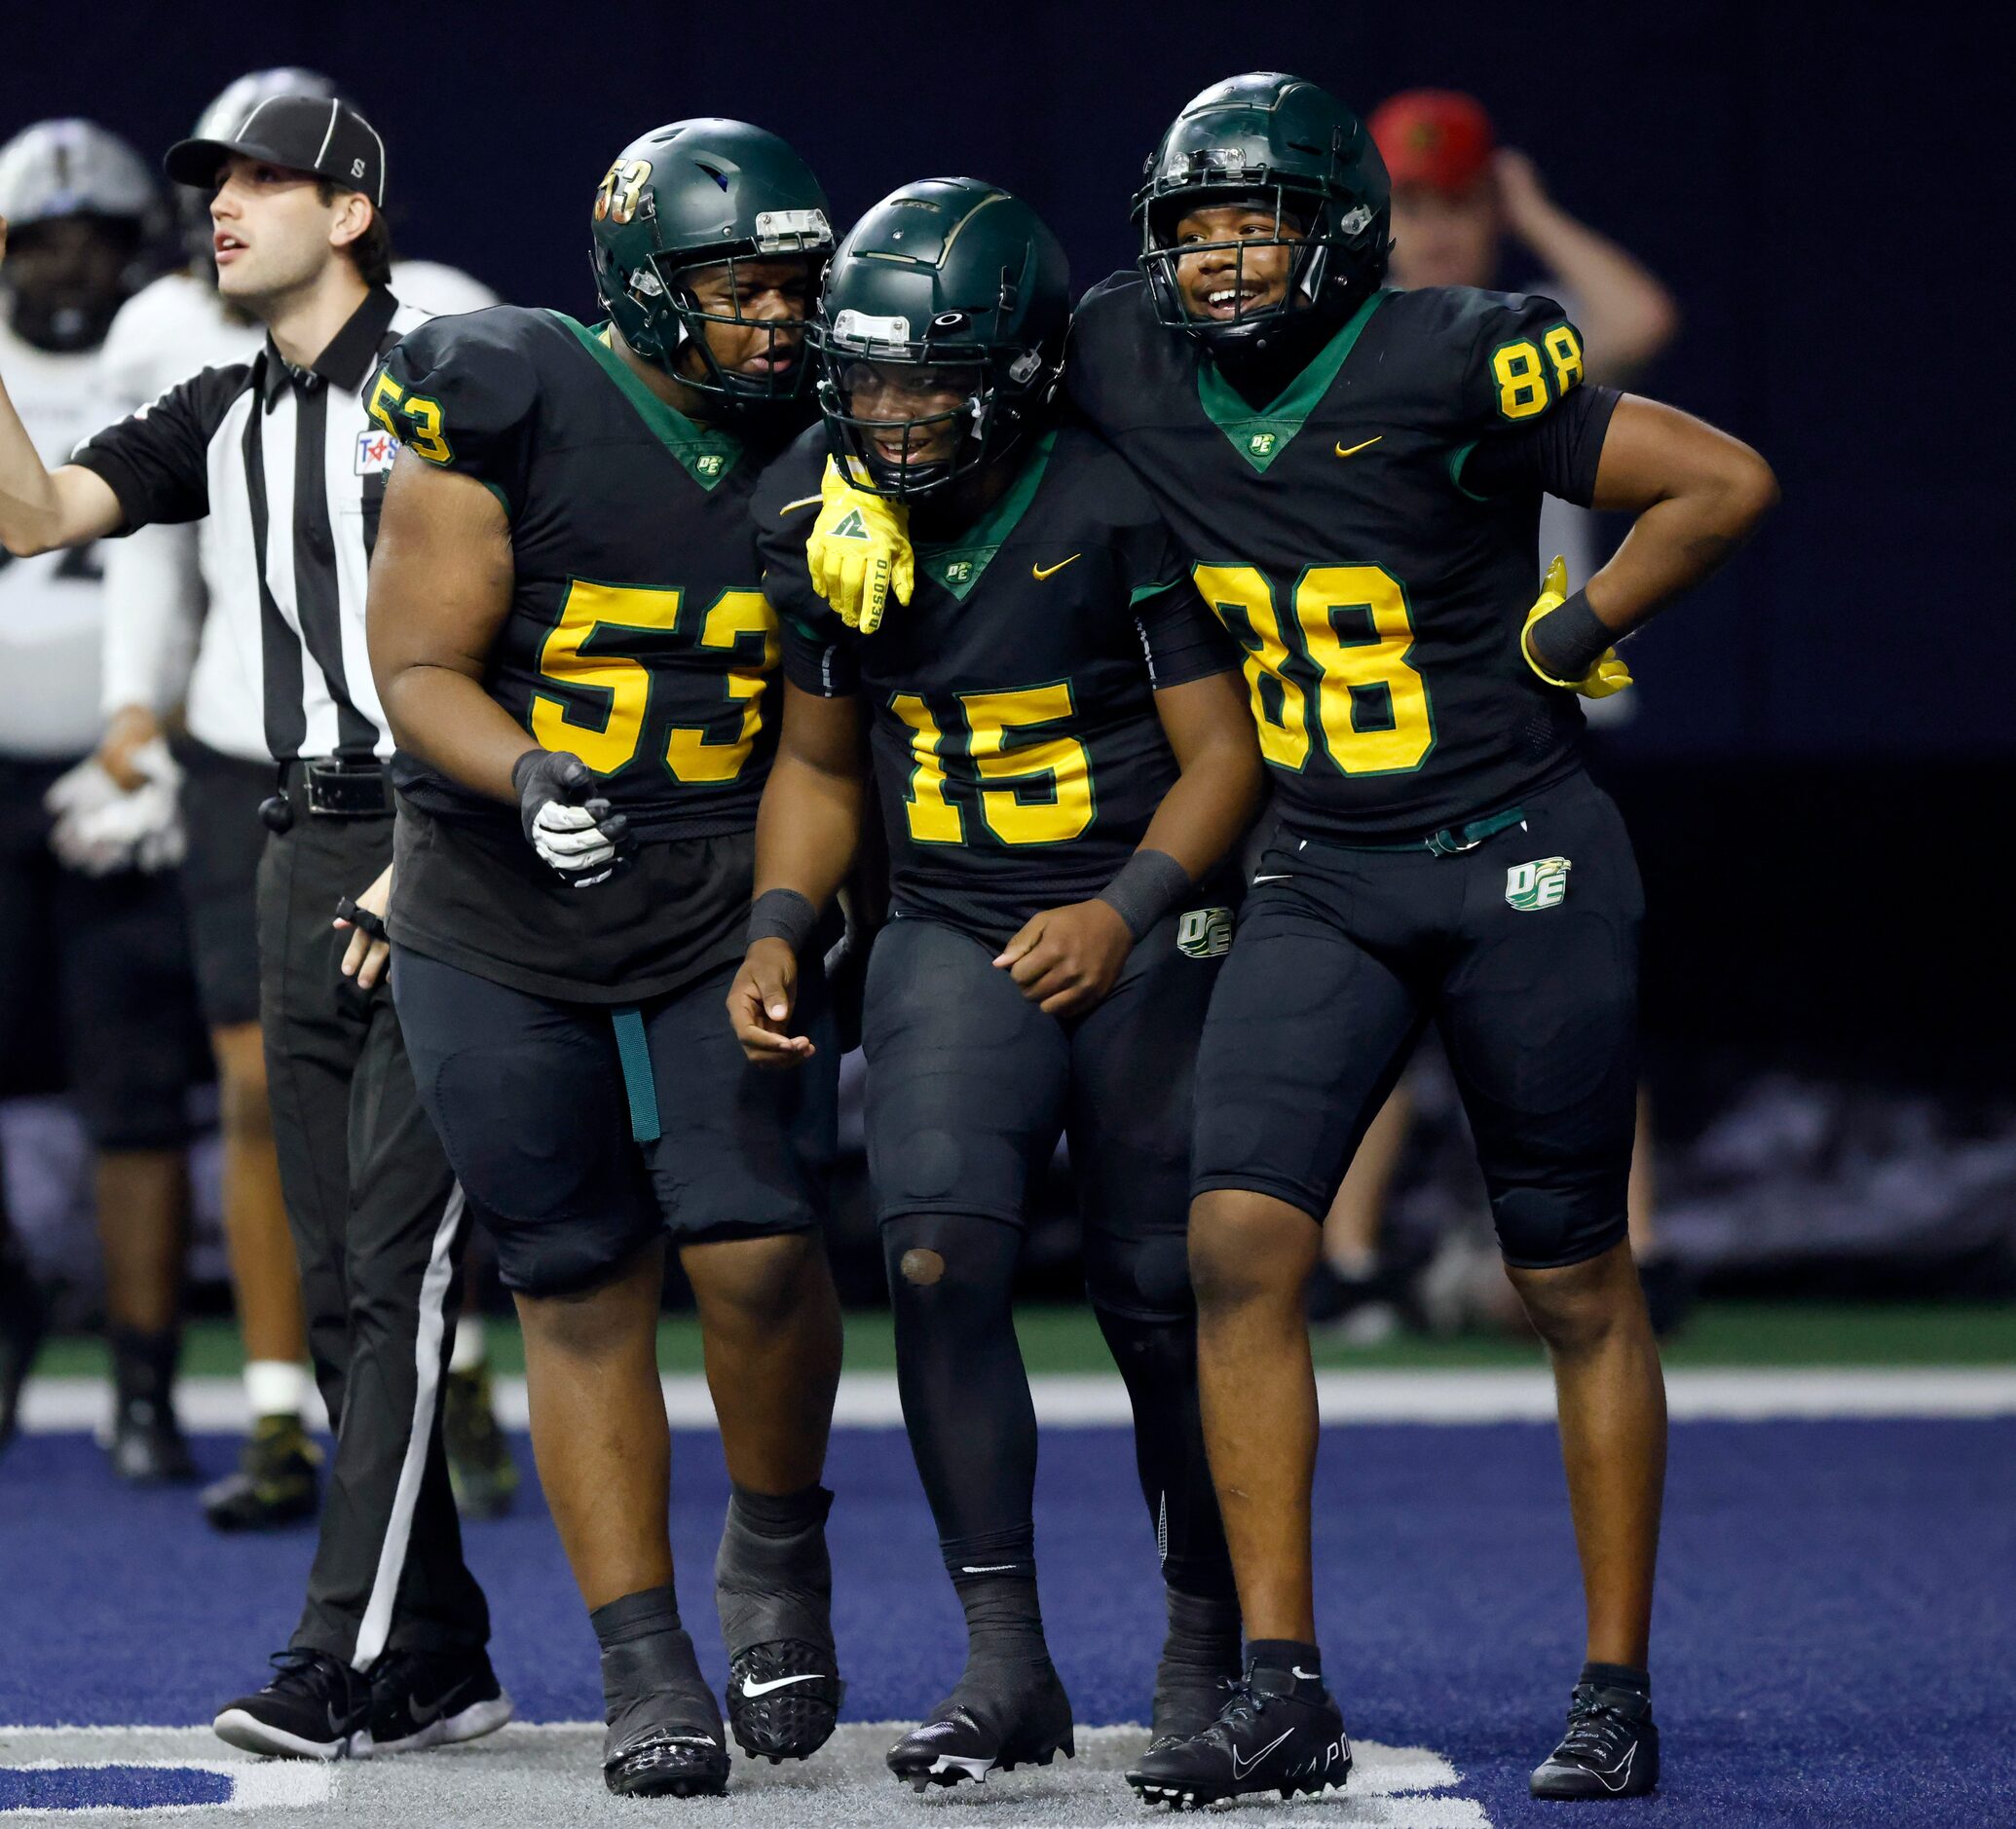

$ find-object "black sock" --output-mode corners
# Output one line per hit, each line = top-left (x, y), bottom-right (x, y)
(728, 1481), (832, 1539)
(109, 1325), (179, 1410)
(1581, 1661), (1650, 1698)
(1091, 1299), (1238, 1603)
(1248, 1639), (1322, 1685)
(1162, 1586), (1242, 1675)
(590, 1585), (681, 1650)
(951, 1568), (1049, 1667)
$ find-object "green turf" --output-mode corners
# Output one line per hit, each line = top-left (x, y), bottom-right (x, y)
(32, 1299), (2016, 1380)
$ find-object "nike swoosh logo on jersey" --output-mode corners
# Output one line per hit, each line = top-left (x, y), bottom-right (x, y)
(778, 495), (822, 516)
(740, 1671), (830, 1698)
(1334, 435), (1383, 459)
(1252, 873), (1292, 884)
(1032, 554), (1081, 580)
(1230, 1727), (1295, 1778)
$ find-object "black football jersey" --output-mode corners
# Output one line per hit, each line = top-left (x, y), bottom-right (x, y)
(1070, 276), (1595, 842)
(756, 425), (1237, 951)
(370, 306), (794, 998)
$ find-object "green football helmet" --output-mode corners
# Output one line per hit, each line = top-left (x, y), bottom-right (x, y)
(1133, 72), (1391, 354)
(589, 119), (833, 413)
(810, 177), (1068, 499)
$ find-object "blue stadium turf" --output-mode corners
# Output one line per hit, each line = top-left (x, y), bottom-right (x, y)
(3, 1417), (2011, 1827)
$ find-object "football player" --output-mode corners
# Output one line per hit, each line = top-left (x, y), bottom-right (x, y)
(92, 65), (514, 1532)
(803, 74), (1777, 1807)
(365, 121), (843, 1800)
(729, 177), (1263, 1791)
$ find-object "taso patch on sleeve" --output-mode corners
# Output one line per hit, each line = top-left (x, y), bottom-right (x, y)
(355, 428), (397, 474)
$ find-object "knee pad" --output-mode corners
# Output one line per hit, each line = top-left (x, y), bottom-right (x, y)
(1082, 1227), (1193, 1325)
(1492, 1183), (1627, 1271)
(881, 1213), (1021, 1316)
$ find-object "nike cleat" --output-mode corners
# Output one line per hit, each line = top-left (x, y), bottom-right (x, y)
(443, 1364), (519, 1519)
(716, 1492), (843, 1761)
(107, 1397), (196, 1483)
(886, 1661), (1074, 1791)
(602, 1626), (731, 1798)
(1530, 1683), (1660, 1799)
(357, 1646), (513, 1757)
(1128, 1661), (1351, 1810)
(202, 1414), (321, 1531)
(213, 1650), (370, 1759)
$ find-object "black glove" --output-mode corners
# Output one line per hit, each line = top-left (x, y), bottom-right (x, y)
(512, 749), (630, 888)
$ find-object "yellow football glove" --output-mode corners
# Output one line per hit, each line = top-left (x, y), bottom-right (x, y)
(1520, 554), (1633, 698)
(806, 457), (915, 635)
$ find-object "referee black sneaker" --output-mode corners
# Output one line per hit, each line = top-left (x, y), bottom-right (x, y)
(885, 1660), (1074, 1790)
(1128, 1661), (1351, 1809)
(213, 1650), (370, 1759)
(715, 1489), (843, 1762)
(356, 1646), (513, 1757)
(1530, 1682), (1661, 1799)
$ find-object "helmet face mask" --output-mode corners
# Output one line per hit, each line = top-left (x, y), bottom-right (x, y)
(809, 179), (1069, 503)
(1132, 73), (1392, 355)
(589, 124), (833, 422)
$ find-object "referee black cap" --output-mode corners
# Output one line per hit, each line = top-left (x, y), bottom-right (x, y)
(166, 93), (385, 206)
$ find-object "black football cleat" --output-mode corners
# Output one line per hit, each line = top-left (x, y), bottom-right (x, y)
(886, 1660), (1074, 1790)
(1530, 1683), (1661, 1799)
(107, 1396), (196, 1483)
(601, 1625), (731, 1798)
(213, 1650), (370, 1759)
(442, 1364), (519, 1519)
(715, 1492), (843, 1762)
(356, 1645), (513, 1757)
(203, 1414), (322, 1530)
(1128, 1661), (1351, 1810)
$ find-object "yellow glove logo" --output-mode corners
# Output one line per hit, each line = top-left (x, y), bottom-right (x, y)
(806, 458), (915, 635)
(1520, 555), (1633, 699)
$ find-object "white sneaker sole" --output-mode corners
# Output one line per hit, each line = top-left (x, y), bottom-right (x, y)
(355, 1691), (515, 1759)
(211, 1708), (354, 1761)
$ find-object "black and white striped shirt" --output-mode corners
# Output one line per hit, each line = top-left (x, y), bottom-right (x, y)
(71, 284), (426, 763)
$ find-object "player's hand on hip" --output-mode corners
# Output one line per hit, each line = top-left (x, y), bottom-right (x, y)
(334, 863), (393, 990)
(994, 900), (1134, 1018)
(513, 748), (630, 887)
(808, 457), (914, 635)
(728, 938), (815, 1066)
(1520, 554), (1633, 698)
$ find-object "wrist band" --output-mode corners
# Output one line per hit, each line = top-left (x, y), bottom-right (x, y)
(1526, 588), (1616, 684)
(748, 887), (820, 954)
(1096, 848), (1193, 942)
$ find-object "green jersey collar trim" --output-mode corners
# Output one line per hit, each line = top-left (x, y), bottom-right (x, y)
(914, 430), (1058, 600)
(1195, 290), (1387, 473)
(551, 312), (743, 490)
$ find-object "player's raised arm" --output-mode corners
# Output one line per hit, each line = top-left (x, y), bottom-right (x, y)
(729, 680), (867, 1064)
(366, 450), (526, 799)
(1514, 396), (1777, 689)
(0, 219), (125, 553)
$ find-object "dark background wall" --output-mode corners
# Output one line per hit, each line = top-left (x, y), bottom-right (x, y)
(6, 1), (2006, 1073)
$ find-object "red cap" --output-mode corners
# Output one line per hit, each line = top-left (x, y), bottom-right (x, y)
(1368, 90), (1496, 193)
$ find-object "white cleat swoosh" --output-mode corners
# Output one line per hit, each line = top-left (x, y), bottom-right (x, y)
(1595, 1744), (1636, 1792)
(740, 1672), (830, 1698)
(1229, 1727), (1294, 1779)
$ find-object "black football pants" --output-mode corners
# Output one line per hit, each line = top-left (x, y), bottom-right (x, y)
(255, 790), (488, 1666)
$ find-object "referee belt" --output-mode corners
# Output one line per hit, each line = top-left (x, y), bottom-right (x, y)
(285, 756), (392, 817)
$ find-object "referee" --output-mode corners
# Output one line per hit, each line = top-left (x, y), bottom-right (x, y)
(0, 96), (509, 1760)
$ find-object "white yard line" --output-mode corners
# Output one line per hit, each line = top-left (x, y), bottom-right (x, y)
(17, 1365), (2016, 1435)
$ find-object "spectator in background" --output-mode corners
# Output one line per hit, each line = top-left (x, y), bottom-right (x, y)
(0, 119), (207, 1475)
(92, 65), (514, 1530)
(1310, 92), (1684, 1339)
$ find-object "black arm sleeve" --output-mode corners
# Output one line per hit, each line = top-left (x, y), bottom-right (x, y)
(68, 362), (248, 532)
(1459, 383), (1623, 507)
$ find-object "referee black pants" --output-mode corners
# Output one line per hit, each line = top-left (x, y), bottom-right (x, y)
(255, 800), (489, 1666)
